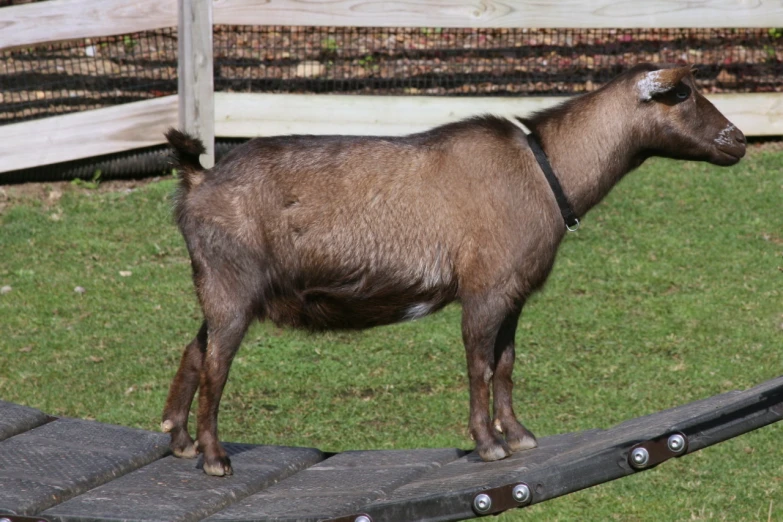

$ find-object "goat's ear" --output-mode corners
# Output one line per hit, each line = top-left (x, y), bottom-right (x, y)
(637, 66), (691, 101)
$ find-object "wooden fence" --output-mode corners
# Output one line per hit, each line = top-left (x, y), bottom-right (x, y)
(1, 0), (782, 173)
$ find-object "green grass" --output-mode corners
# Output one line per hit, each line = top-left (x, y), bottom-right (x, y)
(1, 150), (782, 521)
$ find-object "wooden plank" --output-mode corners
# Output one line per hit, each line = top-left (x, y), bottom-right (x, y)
(214, 92), (783, 138)
(0, 0), (176, 51)
(708, 93), (783, 137)
(179, 0), (216, 169)
(0, 91), (778, 175)
(0, 96), (177, 174)
(212, 0), (783, 28)
(214, 93), (567, 137)
(3, 0), (782, 53)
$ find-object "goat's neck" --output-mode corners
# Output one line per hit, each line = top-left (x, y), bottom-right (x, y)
(531, 99), (640, 218)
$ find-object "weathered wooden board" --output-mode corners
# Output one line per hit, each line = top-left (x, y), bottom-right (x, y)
(204, 449), (464, 521)
(212, 0), (783, 29)
(42, 443), (324, 522)
(708, 93), (783, 138)
(1, 375), (779, 521)
(0, 96), (178, 174)
(215, 92), (783, 138)
(178, 0), (216, 169)
(0, 401), (50, 442)
(3, 0), (783, 52)
(0, 418), (168, 516)
(213, 92), (567, 138)
(2, 91), (781, 175)
(0, 0), (176, 51)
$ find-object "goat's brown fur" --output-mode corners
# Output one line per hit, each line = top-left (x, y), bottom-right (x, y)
(162, 64), (746, 475)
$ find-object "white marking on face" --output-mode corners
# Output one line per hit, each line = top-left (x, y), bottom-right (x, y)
(637, 70), (667, 101)
(714, 124), (736, 147)
(403, 302), (433, 321)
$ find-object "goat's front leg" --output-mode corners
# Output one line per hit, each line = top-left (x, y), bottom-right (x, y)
(162, 320), (207, 458)
(196, 313), (251, 476)
(462, 296), (514, 461)
(492, 309), (537, 452)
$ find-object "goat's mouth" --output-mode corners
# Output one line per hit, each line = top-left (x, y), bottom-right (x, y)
(713, 144), (745, 166)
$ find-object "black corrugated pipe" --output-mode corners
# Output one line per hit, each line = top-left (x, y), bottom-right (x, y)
(0, 139), (248, 185)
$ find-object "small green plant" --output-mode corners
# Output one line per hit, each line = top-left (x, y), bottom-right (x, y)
(358, 54), (378, 73)
(71, 169), (102, 190)
(322, 37), (338, 54)
(768, 27), (783, 39)
(123, 35), (138, 52)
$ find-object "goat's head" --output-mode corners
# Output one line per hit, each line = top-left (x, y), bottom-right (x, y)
(632, 64), (746, 166)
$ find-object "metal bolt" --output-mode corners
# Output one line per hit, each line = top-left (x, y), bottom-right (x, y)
(630, 446), (650, 469)
(512, 483), (531, 504)
(355, 516), (372, 522)
(473, 493), (493, 514)
(667, 433), (686, 455)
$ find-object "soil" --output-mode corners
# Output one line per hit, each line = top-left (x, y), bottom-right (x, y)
(0, 177), (167, 215)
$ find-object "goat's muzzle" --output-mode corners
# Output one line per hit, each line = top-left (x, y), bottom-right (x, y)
(713, 124), (746, 166)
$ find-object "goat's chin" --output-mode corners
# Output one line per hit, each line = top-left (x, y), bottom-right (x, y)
(710, 146), (745, 166)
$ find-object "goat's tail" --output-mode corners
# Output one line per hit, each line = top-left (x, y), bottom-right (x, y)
(165, 128), (207, 191)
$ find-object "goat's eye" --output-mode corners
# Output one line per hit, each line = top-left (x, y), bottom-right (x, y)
(676, 89), (689, 100)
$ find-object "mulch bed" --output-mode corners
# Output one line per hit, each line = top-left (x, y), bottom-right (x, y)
(2, 26), (782, 125)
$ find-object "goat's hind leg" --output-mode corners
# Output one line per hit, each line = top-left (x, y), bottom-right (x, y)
(162, 321), (208, 458)
(492, 310), (537, 453)
(196, 307), (253, 477)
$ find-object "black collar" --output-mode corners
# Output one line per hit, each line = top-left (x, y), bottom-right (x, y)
(526, 133), (580, 231)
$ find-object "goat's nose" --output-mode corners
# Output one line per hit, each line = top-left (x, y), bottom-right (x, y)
(735, 129), (747, 145)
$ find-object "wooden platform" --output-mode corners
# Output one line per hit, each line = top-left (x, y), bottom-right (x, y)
(1, 376), (782, 522)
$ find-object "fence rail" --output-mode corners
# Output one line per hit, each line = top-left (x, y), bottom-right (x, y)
(3, 0), (783, 51)
(210, 0), (783, 29)
(1, 0), (782, 175)
(0, 0), (176, 51)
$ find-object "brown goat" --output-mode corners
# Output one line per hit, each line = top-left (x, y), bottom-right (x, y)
(162, 63), (746, 476)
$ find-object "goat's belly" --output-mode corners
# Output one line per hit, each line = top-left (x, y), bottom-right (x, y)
(265, 288), (452, 331)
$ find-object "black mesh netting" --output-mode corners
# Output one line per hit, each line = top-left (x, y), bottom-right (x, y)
(2, 25), (782, 125)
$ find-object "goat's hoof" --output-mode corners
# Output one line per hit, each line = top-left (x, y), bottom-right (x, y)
(507, 433), (538, 453)
(495, 420), (538, 453)
(172, 441), (199, 459)
(203, 456), (233, 477)
(477, 440), (511, 462)
(505, 423), (538, 453)
(168, 427), (199, 459)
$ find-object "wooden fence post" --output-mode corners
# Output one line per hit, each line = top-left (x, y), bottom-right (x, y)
(178, 0), (215, 169)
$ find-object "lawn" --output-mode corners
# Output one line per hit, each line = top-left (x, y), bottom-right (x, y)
(1, 148), (781, 521)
